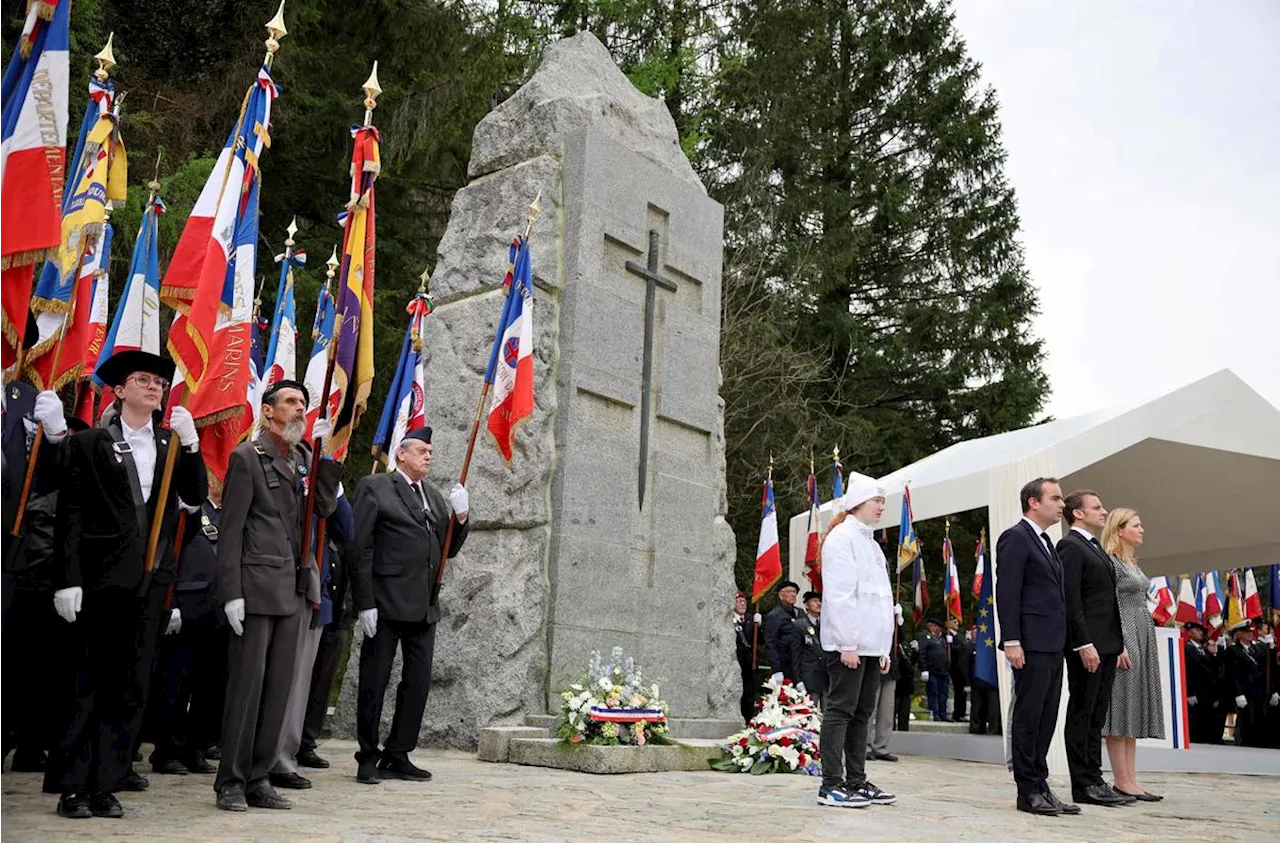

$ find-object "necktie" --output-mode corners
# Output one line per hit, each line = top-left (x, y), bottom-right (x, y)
(1090, 536), (1103, 551)
(1040, 531), (1055, 558)
(414, 482), (430, 516)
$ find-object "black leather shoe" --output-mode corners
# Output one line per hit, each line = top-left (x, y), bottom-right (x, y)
(1016, 793), (1062, 815)
(121, 770), (149, 791)
(269, 771), (312, 790)
(182, 755), (216, 774)
(216, 783), (248, 812)
(203, 744), (222, 761)
(1117, 789), (1162, 802)
(57, 792), (92, 819)
(1044, 790), (1081, 814)
(357, 760), (382, 785)
(874, 752), (899, 762)
(378, 753), (432, 782)
(89, 792), (123, 819)
(245, 783), (292, 809)
(11, 750), (47, 772)
(1108, 786), (1137, 804)
(297, 748), (330, 769)
(1073, 783), (1128, 806)
(152, 759), (189, 775)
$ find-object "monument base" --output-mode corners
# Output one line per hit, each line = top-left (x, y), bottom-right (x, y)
(506, 737), (720, 774)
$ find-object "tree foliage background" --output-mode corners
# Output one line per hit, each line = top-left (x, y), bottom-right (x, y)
(5, 0), (1048, 624)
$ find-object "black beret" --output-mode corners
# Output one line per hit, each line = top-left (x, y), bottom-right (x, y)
(97, 350), (175, 387)
(802, 591), (821, 603)
(925, 617), (943, 627)
(261, 379), (309, 407)
(1183, 620), (1207, 633)
(778, 580), (800, 593)
(402, 426), (432, 445)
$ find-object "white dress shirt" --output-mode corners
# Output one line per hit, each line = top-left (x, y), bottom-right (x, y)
(819, 516), (893, 657)
(122, 415), (157, 503)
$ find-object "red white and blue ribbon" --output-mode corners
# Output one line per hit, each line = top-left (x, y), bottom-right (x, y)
(586, 706), (667, 724)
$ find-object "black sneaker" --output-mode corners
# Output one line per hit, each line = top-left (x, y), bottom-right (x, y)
(817, 784), (872, 808)
(89, 792), (124, 818)
(850, 781), (897, 805)
(57, 792), (92, 819)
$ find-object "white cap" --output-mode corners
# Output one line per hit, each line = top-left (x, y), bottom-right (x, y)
(840, 472), (886, 512)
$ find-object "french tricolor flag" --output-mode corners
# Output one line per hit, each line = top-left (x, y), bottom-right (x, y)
(485, 235), (534, 462)
(371, 293), (432, 467)
(1174, 575), (1200, 624)
(259, 243), (304, 404)
(96, 194), (163, 374)
(972, 534), (986, 600)
(303, 277), (338, 440)
(1148, 576), (1175, 626)
(1, 0), (69, 367)
(943, 537), (962, 623)
(1243, 568), (1262, 619)
(802, 470), (821, 592)
(752, 476), (782, 601)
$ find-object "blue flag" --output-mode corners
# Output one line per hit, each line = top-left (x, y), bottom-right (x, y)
(974, 553), (998, 688)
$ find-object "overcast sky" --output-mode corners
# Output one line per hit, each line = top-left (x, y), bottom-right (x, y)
(952, 0), (1280, 420)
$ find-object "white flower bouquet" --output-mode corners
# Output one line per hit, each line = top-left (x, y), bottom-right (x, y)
(555, 647), (672, 746)
(710, 675), (822, 775)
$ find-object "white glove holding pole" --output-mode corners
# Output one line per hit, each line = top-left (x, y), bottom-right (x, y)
(1235, 694), (1248, 709)
(1187, 695), (1198, 706)
(450, 483), (469, 521)
(164, 608), (182, 636)
(225, 598), (245, 636)
(358, 608), (378, 638)
(921, 671), (930, 682)
(53, 587), (82, 623)
(894, 604), (904, 627)
(312, 418), (332, 442)
(34, 390), (67, 439)
(1271, 692), (1279, 707)
(169, 405), (199, 448)
(753, 613), (762, 624)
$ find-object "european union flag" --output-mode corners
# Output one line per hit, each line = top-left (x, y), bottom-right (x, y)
(974, 551), (998, 688)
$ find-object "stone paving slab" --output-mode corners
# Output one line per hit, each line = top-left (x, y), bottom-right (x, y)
(2, 740), (1275, 842)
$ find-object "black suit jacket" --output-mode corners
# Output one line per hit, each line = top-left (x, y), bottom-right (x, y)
(764, 604), (800, 678)
(55, 414), (207, 592)
(1184, 640), (1214, 701)
(788, 614), (825, 684)
(351, 471), (469, 625)
(995, 519), (1067, 654)
(1057, 529), (1124, 655)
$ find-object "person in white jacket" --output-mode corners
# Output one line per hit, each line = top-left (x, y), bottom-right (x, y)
(816, 474), (898, 809)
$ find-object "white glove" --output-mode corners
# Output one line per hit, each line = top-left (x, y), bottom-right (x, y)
(1235, 694), (1248, 709)
(893, 604), (904, 627)
(450, 483), (469, 520)
(769, 672), (784, 684)
(53, 586), (83, 623)
(1270, 693), (1279, 707)
(169, 405), (199, 448)
(753, 613), (763, 624)
(358, 608), (378, 638)
(225, 598), (246, 636)
(1187, 695), (1198, 706)
(921, 671), (930, 682)
(946, 634), (954, 643)
(34, 390), (67, 438)
(312, 418), (332, 442)
(164, 608), (182, 636)
(337, 481), (345, 499)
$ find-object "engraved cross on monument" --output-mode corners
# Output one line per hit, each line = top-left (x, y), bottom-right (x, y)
(624, 229), (678, 508)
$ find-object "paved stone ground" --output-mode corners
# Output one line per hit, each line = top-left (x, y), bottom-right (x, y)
(2, 740), (1275, 842)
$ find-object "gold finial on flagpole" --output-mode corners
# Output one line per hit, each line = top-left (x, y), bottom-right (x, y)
(418, 266), (430, 295)
(523, 189), (543, 239)
(325, 245), (340, 281)
(832, 444), (840, 463)
(285, 216), (298, 249)
(264, 1), (288, 68)
(94, 33), (116, 81)
(362, 61), (382, 126)
(768, 452), (775, 482)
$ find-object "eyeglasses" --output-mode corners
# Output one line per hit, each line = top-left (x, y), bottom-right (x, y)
(127, 373), (170, 390)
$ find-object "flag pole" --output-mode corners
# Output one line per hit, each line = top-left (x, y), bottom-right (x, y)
(144, 8), (286, 574)
(429, 192), (542, 607)
(751, 453), (775, 672)
(301, 62), (380, 577)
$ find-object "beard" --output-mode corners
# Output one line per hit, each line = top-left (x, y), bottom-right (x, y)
(282, 415), (306, 446)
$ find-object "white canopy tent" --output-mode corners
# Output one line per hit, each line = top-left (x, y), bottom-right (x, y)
(785, 369), (1280, 770)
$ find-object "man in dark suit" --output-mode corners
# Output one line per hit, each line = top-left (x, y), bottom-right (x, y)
(950, 621), (974, 723)
(1057, 490), (1131, 807)
(995, 477), (1079, 817)
(3, 382), (78, 772)
(1224, 621), (1267, 747)
(1182, 621), (1218, 744)
(789, 591), (825, 707)
(214, 380), (340, 812)
(763, 580), (801, 679)
(732, 591), (759, 724)
(45, 350), (207, 819)
(351, 427), (469, 785)
(914, 619), (950, 721)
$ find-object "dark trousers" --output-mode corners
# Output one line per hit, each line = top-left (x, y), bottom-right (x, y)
(818, 652), (881, 789)
(926, 673), (951, 720)
(215, 603), (307, 792)
(894, 692), (912, 731)
(3, 585), (58, 761)
(737, 655), (755, 724)
(1187, 700), (1221, 744)
(1064, 650), (1117, 790)
(1010, 650), (1064, 795)
(356, 617), (437, 762)
(302, 625), (350, 752)
(151, 616), (228, 764)
(800, 668), (826, 710)
(126, 579), (172, 763)
(952, 675), (968, 719)
(44, 587), (143, 795)
(970, 682), (1002, 735)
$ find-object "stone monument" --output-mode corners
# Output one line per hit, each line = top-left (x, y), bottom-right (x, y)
(334, 33), (738, 749)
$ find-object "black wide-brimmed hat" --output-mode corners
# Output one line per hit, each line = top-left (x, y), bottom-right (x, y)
(96, 350), (175, 388)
